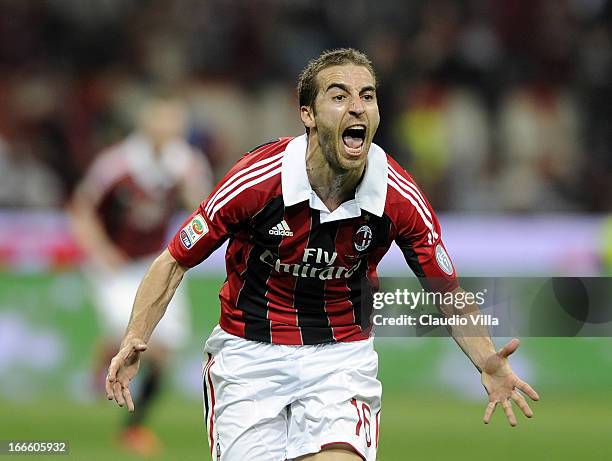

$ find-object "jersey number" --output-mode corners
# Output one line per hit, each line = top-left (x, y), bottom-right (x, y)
(350, 398), (373, 447)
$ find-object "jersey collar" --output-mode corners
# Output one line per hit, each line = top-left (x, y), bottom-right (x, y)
(281, 134), (388, 220)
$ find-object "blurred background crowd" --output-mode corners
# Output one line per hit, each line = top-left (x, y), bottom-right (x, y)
(0, 0), (610, 212)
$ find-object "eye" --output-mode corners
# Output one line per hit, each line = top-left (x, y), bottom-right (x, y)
(333, 94), (346, 102)
(362, 93), (375, 101)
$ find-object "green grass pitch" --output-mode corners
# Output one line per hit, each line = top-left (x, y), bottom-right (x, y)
(1, 393), (610, 460)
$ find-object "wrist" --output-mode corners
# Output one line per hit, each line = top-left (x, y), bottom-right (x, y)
(121, 335), (146, 348)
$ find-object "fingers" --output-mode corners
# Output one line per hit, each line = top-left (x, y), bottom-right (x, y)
(105, 374), (114, 400)
(105, 356), (122, 400)
(106, 349), (127, 383)
(107, 359), (119, 382)
(113, 381), (125, 407)
(105, 341), (146, 410)
(516, 378), (540, 401)
(485, 390), (536, 426)
(111, 379), (136, 411)
(483, 401), (497, 424)
(511, 390), (533, 418)
(122, 384), (135, 412)
(502, 399), (517, 427)
(498, 338), (520, 359)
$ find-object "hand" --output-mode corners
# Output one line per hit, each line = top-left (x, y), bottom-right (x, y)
(481, 338), (540, 426)
(105, 339), (148, 412)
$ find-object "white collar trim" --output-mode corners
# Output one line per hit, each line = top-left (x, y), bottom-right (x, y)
(281, 134), (387, 222)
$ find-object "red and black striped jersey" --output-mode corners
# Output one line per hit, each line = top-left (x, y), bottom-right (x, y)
(168, 135), (458, 345)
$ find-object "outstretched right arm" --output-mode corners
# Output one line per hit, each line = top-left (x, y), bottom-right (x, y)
(105, 249), (187, 410)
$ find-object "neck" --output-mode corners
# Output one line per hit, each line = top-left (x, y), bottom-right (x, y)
(305, 134), (365, 211)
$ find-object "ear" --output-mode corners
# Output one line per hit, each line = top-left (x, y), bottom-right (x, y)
(300, 105), (316, 130)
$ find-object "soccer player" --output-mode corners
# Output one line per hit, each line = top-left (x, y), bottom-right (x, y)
(70, 93), (212, 455)
(106, 49), (539, 460)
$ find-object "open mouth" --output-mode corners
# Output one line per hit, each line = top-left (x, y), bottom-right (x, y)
(342, 125), (366, 153)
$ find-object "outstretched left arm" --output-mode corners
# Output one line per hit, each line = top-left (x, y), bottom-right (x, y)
(439, 287), (540, 426)
(387, 162), (540, 425)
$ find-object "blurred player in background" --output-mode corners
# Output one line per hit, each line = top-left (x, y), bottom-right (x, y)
(106, 50), (538, 460)
(69, 93), (212, 456)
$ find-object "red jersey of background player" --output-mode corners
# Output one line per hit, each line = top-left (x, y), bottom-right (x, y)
(78, 133), (211, 259)
(168, 135), (458, 345)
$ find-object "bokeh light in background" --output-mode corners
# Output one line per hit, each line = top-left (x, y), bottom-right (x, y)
(0, 1), (610, 460)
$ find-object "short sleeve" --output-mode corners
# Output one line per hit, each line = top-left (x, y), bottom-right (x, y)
(388, 163), (459, 293)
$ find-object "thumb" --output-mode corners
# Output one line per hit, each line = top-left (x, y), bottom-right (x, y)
(498, 338), (520, 359)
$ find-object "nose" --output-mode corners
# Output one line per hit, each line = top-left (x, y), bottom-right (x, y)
(348, 95), (365, 116)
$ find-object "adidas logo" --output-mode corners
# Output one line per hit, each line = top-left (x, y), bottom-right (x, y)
(269, 220), (293, 237)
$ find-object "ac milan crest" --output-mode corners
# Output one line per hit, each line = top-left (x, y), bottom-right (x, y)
(354, 225), (373, 252)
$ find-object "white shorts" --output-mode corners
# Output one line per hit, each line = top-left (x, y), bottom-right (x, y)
(88, 258), (190, 350)
(202, 326), (382, 461)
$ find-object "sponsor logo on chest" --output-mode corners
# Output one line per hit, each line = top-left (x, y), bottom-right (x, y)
(260, 247), (362, 280)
